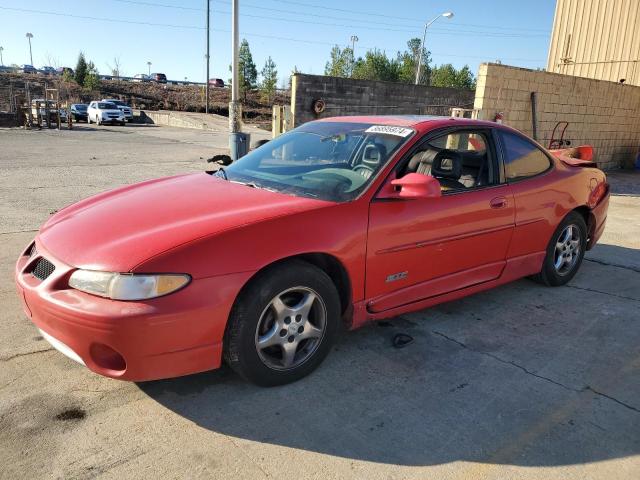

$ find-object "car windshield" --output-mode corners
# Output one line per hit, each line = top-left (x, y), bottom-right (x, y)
(74, 104), (87, 110)
(98, 102), (117, 109)
(223, 121), (414, 202)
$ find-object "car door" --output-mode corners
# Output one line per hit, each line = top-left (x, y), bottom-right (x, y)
(495, 130), (556, 260)
(365, 127), (515, 313)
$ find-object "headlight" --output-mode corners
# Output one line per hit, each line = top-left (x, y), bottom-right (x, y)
(68, 270), (190, 300)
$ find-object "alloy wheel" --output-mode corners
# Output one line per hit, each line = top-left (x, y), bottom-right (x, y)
(554, 224), (581, 275)
(254, 286), (327, 370)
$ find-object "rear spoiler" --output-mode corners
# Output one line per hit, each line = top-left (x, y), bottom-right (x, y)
(549, 145), (597, 168)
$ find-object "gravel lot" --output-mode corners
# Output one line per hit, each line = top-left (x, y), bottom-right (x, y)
(0, 124), (638, 480)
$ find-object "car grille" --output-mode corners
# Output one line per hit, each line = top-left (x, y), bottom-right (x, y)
(32, 257), (55, 280)
(107, 113), (120, 118)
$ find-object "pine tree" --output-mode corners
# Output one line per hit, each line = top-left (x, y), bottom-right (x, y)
(238, 39), (258, 101)
(260, 56), (278, 103)
(74, 52), (88, 86)
(83, 61), (101, 90)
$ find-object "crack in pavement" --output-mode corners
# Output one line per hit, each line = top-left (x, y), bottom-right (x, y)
(584, 257), (640, 274)
(0, 229), (38, 235)
(565, 284), (640, 303)
(0, 347), (54, 361)
(432, 330), (640, 414)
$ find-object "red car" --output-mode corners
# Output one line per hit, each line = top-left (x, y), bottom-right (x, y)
(15, 116), (609, 386)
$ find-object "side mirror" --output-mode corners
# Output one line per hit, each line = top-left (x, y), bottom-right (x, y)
(389, 173), (441, 199)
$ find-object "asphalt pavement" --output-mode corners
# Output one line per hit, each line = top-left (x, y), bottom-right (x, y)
(0, 124), (638, 480)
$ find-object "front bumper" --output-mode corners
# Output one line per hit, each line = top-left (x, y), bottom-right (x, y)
(102, 116), (125, 124)
(15, 239), (253, 381)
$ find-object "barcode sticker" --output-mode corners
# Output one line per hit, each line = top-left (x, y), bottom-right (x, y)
(365, 125), (413, 137)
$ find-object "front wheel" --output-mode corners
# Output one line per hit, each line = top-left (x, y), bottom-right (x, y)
(224, 260), (341, 386)
(533, 212), (587, 286)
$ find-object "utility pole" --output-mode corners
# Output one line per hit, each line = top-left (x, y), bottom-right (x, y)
(229, 0), (246, 161)
(147, 61), (151, 76)
(205, 0), (210, 114)
(350, 35), (358, 76)
(350, 35), (358, 54)
(415, 12), (453, 85)
(25, 33), (33, 66)
(0, 46), (4, 66)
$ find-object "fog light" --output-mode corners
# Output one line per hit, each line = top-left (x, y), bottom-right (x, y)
(90, 343), (126, 373)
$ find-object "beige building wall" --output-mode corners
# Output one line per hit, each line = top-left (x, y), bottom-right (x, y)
(474, 63), (640, 169)
(547, 0), (640, 85)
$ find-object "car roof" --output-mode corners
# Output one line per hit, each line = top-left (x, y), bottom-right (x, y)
(316, 115), (500, 130)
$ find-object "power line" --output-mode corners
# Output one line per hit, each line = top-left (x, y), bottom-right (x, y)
(106, 0), (550, 35)
(0, 6), (204, 29)
(0, 6), (546, 63)
(267, 0), (550, 32)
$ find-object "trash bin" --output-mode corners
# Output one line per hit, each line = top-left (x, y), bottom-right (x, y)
(230, 132), (250, 161)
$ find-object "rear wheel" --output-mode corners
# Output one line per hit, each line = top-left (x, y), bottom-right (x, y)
(533, 212), (587, 286)
(87, 114), (92, 124)
(224, 260), (340, 386)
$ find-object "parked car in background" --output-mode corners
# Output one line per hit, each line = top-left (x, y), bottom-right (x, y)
(57, 67), (74, 76)
(208, 78), (225, 88)
(149, 73), (167, 83)
(14, 116), (610, 386)
(87, 101), (125, 126)
(70, 104), (89, 122)
(132, 74), (149, 82)
(101, 99), (133, 122)
(41, 66), (56, 76)
(22, 64), (37, 74)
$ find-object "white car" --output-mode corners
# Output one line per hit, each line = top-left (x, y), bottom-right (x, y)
(87, 101), (126, 126)
(132, 74), (149, 82)
(101, 98), (134, 122)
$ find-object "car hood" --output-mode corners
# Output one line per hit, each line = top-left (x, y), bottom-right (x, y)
(38, 173), (330, 272)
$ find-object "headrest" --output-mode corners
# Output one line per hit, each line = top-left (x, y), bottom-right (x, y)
(431, 150), (463, 179)
(362, 144), (385, 168)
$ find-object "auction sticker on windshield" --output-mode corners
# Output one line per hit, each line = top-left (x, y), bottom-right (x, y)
(365, 125), (413, 137)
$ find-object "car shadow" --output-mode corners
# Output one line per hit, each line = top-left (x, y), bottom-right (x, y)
(138, 256), (640, 467)
(607, 170), (640, 197)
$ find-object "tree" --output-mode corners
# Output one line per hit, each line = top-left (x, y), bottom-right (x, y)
(324, 45), (354, 78)
(397, 38), (431, 84)
(238, 39), (257, 100)
(352, 50), (399, 82)
(431, 64), (476, 89)
(74, 52), (88, 85)
(106, 56), (122, 79)
(260, 56), (278, 103)
(62, 70), (74, 83)
(83, 61), (100, 90)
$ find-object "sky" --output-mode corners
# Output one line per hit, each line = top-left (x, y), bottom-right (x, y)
(0, 0), (556, 85)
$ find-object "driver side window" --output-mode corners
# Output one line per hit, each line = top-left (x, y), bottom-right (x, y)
(403, 130), (495, 193)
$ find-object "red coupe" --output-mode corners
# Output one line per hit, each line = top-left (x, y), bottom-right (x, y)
(15, 116), (609, 386)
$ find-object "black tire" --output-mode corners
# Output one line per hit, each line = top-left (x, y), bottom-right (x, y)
(120, 121), (126, 126)
(532, 211), (587, 286)
(224, 260), (341, 386)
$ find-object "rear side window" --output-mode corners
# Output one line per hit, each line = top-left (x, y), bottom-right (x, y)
(499, 131), (551, 181)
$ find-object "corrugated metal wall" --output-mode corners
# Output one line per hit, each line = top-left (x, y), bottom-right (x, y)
(547, 0), (640, 85)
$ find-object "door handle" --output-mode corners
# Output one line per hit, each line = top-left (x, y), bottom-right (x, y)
(490, 196), (508, 209)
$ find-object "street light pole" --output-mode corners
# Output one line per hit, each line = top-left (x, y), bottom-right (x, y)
(229, 0), (244, 161)
(147, 61), (151, 76)
(415, 12), (453, 85)
(25, 33), (33, 66)
(0, 46), (4, 66)
(350, 35), (358, 76)
(205, 0), (210, 114)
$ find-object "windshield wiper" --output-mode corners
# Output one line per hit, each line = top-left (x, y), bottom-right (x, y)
(214, 167), (228, 180)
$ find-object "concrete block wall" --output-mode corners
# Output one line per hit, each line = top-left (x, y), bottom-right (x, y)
(291, 73), (474, 127)
(474, 63), (640, 169)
